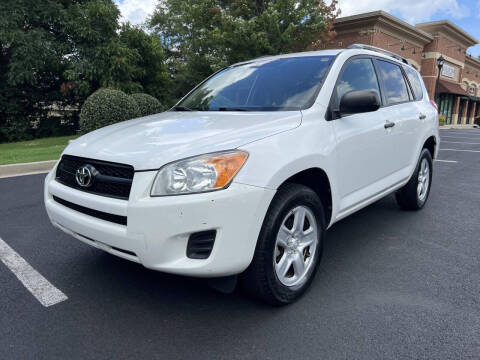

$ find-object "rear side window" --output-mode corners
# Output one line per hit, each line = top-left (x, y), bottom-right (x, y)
(335, 58), (380, 102)
(376, 60), (409, 105)
(404, 66), (424, 100)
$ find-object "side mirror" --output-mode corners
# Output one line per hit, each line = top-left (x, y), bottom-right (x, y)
(339, 90), (380, 116)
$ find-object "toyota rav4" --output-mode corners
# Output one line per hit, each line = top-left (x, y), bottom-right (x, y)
(44, 44), (439, 305)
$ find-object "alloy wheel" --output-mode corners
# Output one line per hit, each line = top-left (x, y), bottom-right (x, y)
(417, 158), (430, 202)
(274, 206), (319, 287)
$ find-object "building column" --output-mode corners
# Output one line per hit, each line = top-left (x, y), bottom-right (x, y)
(475, 102), (480, 124)
(452, 96), (460, 125)
(470, 102), (477, 124)
(461, 99), (469, 124)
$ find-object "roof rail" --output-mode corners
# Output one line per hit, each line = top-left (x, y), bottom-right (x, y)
(347, 44), (411, 65)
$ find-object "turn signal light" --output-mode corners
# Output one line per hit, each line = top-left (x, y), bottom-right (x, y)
(206, 152), (248, 188)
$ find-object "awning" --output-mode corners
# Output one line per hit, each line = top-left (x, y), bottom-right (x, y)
(438, 80), (469, 96)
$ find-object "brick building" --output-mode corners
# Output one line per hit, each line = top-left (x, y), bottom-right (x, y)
(326, 11), (480, 125)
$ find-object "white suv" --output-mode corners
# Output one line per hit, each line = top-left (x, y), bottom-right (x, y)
(44, 45), (439, 305)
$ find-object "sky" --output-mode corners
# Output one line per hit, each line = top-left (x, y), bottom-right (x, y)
(114, 0), (480, 56)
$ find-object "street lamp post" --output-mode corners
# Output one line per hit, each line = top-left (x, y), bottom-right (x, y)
(434, 55), (445, 104)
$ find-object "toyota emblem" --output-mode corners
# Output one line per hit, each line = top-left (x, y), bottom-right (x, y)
(75, 165), (96, 188)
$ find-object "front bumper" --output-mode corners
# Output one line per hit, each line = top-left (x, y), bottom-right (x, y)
(44, 168), (275, 277)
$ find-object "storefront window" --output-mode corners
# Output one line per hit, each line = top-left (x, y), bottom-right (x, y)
(439, 94), (454, 124)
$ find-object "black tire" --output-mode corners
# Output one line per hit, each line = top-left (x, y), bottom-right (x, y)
(240, 183), (326, 305)
(395, 148), (433, 210)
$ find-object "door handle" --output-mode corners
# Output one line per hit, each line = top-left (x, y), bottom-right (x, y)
(384, 121), (395, 129)
(419, 114), (426, 120)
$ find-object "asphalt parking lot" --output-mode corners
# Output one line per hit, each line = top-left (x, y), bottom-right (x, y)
(1, 128), (479, 359)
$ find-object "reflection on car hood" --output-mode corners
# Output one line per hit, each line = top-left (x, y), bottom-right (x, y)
(63, 111), (301, 170)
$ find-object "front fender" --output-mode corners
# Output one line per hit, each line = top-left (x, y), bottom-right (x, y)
(235, 120), (339, 225)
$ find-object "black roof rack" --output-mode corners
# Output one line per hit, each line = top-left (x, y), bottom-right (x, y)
(347, 44), (411, 65)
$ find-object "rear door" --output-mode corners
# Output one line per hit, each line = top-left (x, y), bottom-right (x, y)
(332, 57), (395, 213)
(374, 59), (419, 177)
(403, 65), (431, 165)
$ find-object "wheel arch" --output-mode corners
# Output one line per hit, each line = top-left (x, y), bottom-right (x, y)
(277, 168), (333, 227)
(423, 135), (437, 159)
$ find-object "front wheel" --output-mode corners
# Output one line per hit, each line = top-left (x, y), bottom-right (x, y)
(395, 148), (433, 210)
(241, 184), (325, 305)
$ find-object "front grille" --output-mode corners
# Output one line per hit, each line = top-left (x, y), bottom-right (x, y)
(53, 196), (127, 226)
(56, 155), (134, 200)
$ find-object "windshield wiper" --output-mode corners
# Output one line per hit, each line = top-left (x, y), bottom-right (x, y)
(217, 107), (248, 111)
(172, 106), (195, 111)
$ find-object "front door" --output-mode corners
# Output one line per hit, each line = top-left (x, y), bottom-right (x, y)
(331, 57), (395, 214)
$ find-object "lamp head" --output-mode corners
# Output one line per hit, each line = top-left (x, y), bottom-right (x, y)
(437, 55), (445, 69)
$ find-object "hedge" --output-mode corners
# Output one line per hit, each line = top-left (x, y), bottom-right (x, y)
(79, 89), (140, 133)
(130, 93), (163, 117)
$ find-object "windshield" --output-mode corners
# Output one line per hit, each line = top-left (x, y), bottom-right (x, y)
(177, 56), (334, 111)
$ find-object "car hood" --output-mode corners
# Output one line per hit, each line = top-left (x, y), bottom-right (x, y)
(64, 111), (301, 170)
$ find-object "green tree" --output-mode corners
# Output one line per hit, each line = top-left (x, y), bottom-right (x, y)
(63, 4), (170, 106)
(118, 24), (171, 106)
(0, 0), (170, 142)
(149, 0), (339, 101)
(62, 0), (131, 97)
(0, 0), (71, 142)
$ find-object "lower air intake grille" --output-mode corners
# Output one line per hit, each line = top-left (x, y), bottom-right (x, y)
(53, 196), (127, 226)
(187, 230), (216, 259)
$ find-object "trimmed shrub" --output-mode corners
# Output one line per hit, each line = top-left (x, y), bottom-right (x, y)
(130, 93), (163, 117)
(438, 114), (446, 126)
(79, 89), (140, 133)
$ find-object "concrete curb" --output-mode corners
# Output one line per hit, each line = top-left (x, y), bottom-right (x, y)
(0, 160), (57, 179)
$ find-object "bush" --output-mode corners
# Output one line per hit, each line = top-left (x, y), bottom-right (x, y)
(35, 113), (79, 139)
(79, 89), (140, 133)
(130, 93), (163, 117)
(0, 116), (32, 143)
(438, 114), (446, 126)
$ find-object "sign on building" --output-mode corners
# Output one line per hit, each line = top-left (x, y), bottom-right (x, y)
(441, 63), (455, 79)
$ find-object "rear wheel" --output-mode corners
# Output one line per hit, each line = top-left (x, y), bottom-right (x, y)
(241, 184), (325, 305)
(395, 148), (433, 210)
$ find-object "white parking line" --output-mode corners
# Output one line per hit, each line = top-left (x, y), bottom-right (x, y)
(435, 159), (457, 163)
(439, 148), (480, 153)
(441, 141), (480, 145)
(0, 237), (68, 307)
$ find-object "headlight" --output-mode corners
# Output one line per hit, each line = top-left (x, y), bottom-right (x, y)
(151, 151), (248, 196)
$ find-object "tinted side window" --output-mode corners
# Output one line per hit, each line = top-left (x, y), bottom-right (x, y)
(376, 60), (409, 104)
(405, 66), (424, 100)
(335, 58), (380, 102)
